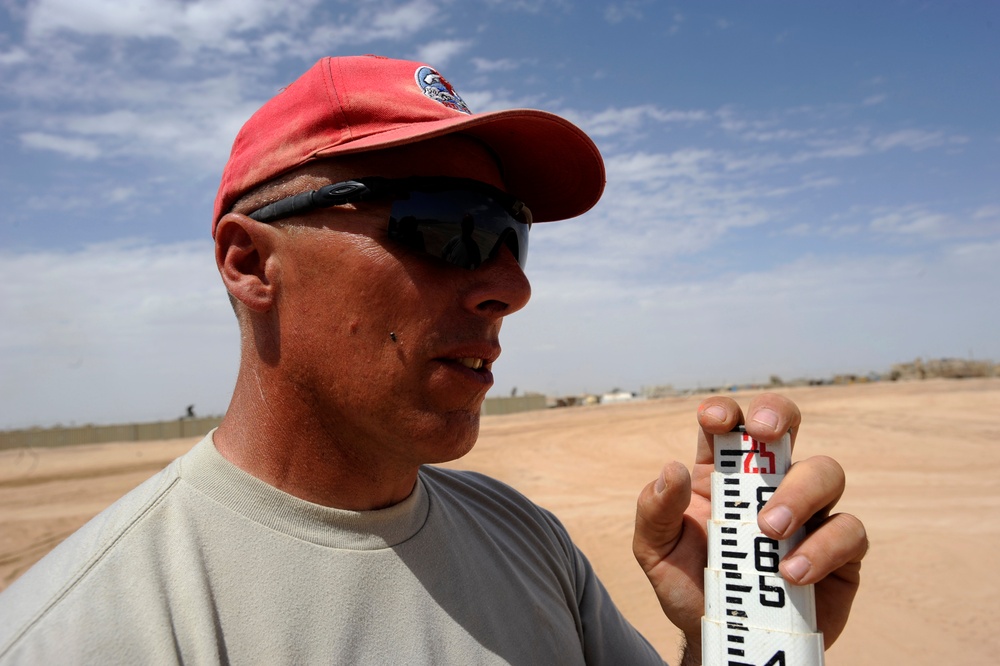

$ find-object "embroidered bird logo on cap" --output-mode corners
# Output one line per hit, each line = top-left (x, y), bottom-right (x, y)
(415, 66), (471, 115)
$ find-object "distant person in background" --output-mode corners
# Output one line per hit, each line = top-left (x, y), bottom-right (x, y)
(0, 55), (867, 665)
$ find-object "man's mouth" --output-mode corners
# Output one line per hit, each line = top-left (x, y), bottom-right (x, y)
(457, 358), (491, 371)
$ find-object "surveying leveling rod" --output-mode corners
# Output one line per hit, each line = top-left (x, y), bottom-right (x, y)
(702, 426), (825, 665)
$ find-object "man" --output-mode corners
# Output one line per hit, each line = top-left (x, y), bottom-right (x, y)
(0, 56), (866, 664)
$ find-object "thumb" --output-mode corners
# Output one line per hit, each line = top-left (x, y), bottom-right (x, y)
(633, 460), (692, 571)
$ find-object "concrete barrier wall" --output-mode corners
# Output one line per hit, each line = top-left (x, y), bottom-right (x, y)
(481, 394), (547, 416)
(0, 417), (223, 451)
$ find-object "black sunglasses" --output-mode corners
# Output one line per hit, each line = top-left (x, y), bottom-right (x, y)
(246, 177), (532, 270)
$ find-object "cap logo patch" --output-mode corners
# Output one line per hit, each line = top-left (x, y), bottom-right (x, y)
(415, 66), (471, 115)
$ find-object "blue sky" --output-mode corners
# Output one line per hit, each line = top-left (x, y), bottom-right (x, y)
(1, 0), (997, 429)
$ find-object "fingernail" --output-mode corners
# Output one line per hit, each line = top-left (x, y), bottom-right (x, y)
(655, 472), (666, 493)
(703, 405), (727, 422)
(782, 555), (811, 583)
(751, 407), (779, 430)
(761, 505), (793, 536)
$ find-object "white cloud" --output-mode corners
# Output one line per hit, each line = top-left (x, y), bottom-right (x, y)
(497, 241), (1000, 397)
(20, 131), (101, 159)
(529, 147), (783, 278)
(460, 89), (545, 114)
(301, 0), (442, 49)
(668, 12), (684, 35)
(570, 105), (710, 139)
(107, 187), (135, 203)
(0, 47), (29, 65)
(414, 39), (472, 67)
(0, 241), (239, 429)
(604, 2), (646, 24)
(372, 0), (441, 33)
(4, 0), (468, 181)
(15, 72), (264, 172)
(564, 103), (961, 170)
(711, 106), (969, 163)
(24, 0), (313, 54)
(870, 204), (998, 240)
(871, 207), (953, 237)
(872, 129), (967, 152)
(802, 138), (869, 160)
(481, 0), (561, 13)
(472, 57), (522, 73)
(973, 204), (1000, 221)
(606, 149), (718, 184)
(64, 107), (227, 161)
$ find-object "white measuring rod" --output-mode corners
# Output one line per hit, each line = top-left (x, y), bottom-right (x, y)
(702, 426), (825, 666)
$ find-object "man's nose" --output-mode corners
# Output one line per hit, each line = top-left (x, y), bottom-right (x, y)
(462, 244), (532, 318)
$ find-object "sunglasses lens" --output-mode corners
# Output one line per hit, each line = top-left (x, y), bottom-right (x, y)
(387, 189), (530, 270)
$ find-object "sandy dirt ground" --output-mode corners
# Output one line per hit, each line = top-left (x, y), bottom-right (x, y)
(2, 378), (998, 664)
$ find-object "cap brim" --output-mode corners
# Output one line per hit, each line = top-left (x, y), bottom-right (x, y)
(312, 109), (605, 223)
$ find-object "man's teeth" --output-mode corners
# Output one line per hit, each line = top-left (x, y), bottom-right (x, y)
(458, 358), (485, 370)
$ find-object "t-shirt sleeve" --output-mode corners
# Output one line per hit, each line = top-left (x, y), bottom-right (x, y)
(425, 467), (669, 665)
(536, 506), (668, 665)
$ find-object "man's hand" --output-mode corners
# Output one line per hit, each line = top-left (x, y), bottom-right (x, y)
(632, 394), (868, 664)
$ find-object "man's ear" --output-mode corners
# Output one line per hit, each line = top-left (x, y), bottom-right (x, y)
(215, 213), (280, 312)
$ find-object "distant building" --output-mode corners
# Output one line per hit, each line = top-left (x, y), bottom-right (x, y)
(601, 389), (636, 404)
(890, 358), (996, 380)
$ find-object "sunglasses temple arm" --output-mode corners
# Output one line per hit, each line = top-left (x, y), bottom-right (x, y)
(247, 181), (372, 224)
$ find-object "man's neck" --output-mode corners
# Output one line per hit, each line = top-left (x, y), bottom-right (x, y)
(212, 372), (420, 510)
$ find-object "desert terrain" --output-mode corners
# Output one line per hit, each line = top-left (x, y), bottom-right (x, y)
(2, 378), (997, 664)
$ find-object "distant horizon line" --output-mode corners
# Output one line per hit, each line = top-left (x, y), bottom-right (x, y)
(4, 357), (995, 435)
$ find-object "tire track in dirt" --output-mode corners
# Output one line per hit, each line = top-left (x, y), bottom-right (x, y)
(0, 460), (173, 489)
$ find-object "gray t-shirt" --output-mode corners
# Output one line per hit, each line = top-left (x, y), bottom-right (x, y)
(0, 433), (665, 665)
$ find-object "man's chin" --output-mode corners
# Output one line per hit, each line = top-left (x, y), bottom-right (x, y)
(413, 410), (481, 465)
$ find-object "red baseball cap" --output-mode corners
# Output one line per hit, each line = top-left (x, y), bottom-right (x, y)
(212, 55), (605, 236)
